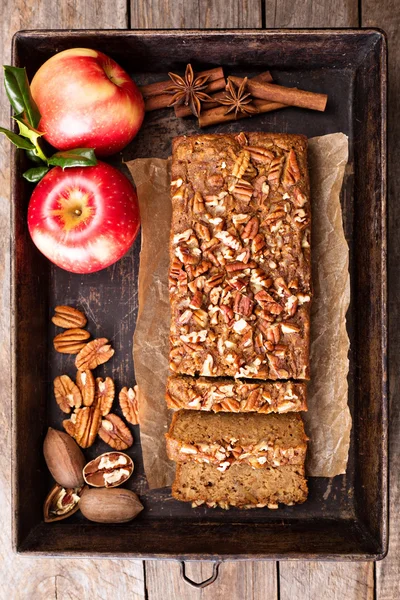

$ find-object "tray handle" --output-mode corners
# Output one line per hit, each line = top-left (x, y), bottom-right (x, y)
(180, 560), (221, 588)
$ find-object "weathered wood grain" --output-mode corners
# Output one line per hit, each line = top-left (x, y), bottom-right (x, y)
(130, 0), (262, 28)
(264, 0), (358, 27)
(363, 1), (400, 599)
(146, 561), (277, 600)
(263, 0), (379, 597)
(0, 1), (144, 599)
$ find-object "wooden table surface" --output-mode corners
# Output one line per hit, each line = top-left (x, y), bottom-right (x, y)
(0, 1), (398, 598)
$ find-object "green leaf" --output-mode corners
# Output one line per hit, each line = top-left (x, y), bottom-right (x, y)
(13, 114), (44, 146)
(23, 166), (50, 183)
(26, 148), (46, 164)
(0, 126), (35, 149)
(3, 66), (41, 128)
(48, 148), (97, 169)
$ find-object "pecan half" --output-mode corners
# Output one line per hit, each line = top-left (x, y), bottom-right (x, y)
(98, 414), (133, 450)
(75, 338), (114, 371)
(119, 386), (139, 425)
(74, 406), (102, 449)
(53, 328), (90, 354)
(232, 150), (250, 179)
(53, 375), (82, 414)
(52, 305), (87, 329)
(282, 149), (301, 187)
(63, 417), (77, 437)
(76, 369), (95, 407)
(267, 155), (284, 186)
(95, 377), (115, 416)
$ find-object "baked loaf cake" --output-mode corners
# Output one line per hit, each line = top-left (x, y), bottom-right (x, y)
(166, 410), (308, 470)
(169, 132), (311, 380)
(172, 462), (308, 509)
(166, 375), (307, 413)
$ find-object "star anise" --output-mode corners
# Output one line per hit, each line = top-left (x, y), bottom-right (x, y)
(166, 64), (213, 118)
(218, 77), (259, 119)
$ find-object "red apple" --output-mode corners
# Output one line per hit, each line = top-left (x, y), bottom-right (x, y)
(30, 48), (145, 156)
(27, 162), (140, 274)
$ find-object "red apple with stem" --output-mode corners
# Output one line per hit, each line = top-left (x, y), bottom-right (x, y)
(27, 162), (140, 274)
(30, 48), (145, 156)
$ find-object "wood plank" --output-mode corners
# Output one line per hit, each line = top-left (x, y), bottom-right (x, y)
(146, 561), (277, 600)
(280, 563), (374, 600)
(363, 1), (400, 598)
(130, 0), (262, 28)
(263, 0), (376, 597)
(130, 4), (277, 598)
(264, 0), (358, 27)
(0, 1), (144, 599)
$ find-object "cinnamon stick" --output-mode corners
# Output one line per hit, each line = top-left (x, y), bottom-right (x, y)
(139, 66), (224, 98)
(229, 75), (327, 112)
(175, 71), (274, 118)
(199, 100), (286, 128)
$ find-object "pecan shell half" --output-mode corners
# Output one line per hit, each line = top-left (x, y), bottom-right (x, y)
(54, 328), (90, 354)
(119, 386), (139, 425)
(74, 406), (102, 449)
(44, 483), (85, 523)
(95, 377), (115, 416)
(52, 305), (87, 329)
(75, 338), (114, 371)
(54, 375), (82, 414)
(98, 414), (133, 450)
(76, 369), (96, 407)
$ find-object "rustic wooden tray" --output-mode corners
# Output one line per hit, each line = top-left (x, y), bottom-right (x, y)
(11, 29), (387, 560)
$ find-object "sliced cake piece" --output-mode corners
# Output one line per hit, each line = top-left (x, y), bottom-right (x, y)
(172, 462), (308, 509)
(166, 375), (307, 413)
(165, 410), (308, 470)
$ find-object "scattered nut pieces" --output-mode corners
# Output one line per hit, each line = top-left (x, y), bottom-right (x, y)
(98, 414), (133, 450)
(63, 416), (77, 438)
(74, 406), (102, 449)
(83, 452), (133, 488)
(75, 338), (114, 370)
(52, 305), (87, 329)
(95, 377), (115, 416)
(44, 483), (85, 523)
(119, 386), (139, 425)
(76, 369), (95, 407)
(53, 328), (91, 354)
(53, 375), (82, 414)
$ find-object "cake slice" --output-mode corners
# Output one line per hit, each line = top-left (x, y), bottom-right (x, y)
(166, 410), (308, 470)
(172, 462), (308, 509)
(166, 375), (307, 413)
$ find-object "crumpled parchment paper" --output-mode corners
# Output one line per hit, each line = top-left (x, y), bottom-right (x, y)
(127, 132), (351, 488)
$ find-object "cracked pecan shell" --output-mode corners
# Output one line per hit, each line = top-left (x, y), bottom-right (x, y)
(74, 406), (102, 449)
(52, 305), (87, 329)
(53, 328), (90, 354)
(75, 338), (114, 371)
(95, 377), (115, 416)
(76, 369), (95, 407)
(98, 414), (133, 450)
(119, 386), (139, 425)
(54, 375), (82, 414)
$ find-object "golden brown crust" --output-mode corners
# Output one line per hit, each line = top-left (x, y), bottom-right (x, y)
(169, 132), (311, 380)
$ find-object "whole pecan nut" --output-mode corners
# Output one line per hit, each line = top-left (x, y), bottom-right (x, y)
(98, 414), (133, 450)
(95, 377), (115, 416)
(74, 406), (102, 449)
(75, 338), (114, 371)
(119, 386), (139, 425)
(54, 375), (82, 414)
(52, 305), (87, 329)
(54, 328), (90, 354)
(76, 369), (95, 407)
